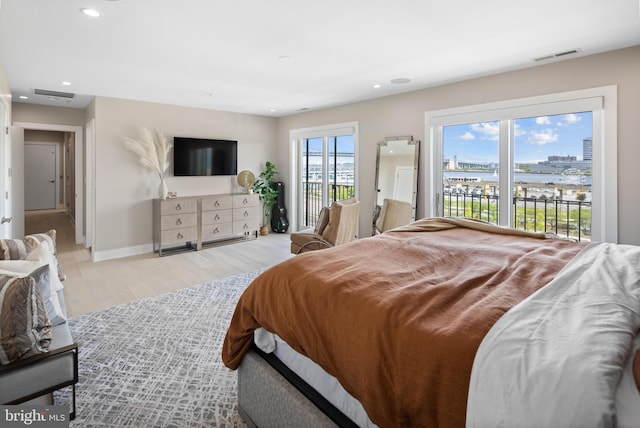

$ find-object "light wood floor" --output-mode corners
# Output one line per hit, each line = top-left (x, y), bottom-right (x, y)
(25, 210), (293, 317)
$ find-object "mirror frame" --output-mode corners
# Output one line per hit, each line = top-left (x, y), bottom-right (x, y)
(373, 135), (420, 234)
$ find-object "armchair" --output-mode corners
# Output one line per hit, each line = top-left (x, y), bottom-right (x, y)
(290, 198), (360, 254)
(374, 198), (412, 233)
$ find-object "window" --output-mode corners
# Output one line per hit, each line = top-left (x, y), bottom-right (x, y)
(425, 87), (617, 243)
(290, 122), (358, 232)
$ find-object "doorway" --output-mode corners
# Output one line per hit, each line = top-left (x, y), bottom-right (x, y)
(24, 143), (58, 210)
(14, 121), (85, 246)
(392, 166), (415, 203)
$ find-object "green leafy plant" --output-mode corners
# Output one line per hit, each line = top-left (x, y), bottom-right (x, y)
(253, 161), (278, 228)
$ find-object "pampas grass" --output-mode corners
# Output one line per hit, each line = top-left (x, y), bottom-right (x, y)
(123, 128), (172, 179)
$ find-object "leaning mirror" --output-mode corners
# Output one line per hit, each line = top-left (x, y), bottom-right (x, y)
(373, 136), (420, 234)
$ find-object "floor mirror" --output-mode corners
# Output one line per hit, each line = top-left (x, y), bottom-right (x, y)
(373, 136), (419, 234)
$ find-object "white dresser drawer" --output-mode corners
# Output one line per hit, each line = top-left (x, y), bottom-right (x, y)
(233, 219), (259, 234)
(233, 206), (260, 222)
(160, 198), (197, 215)
(160, 227), (197, 246)
(201, 209), (233, 225)
(202, 195), (233, 211)
(154, 193), (260, 256)
(202, 223), (233, 241)
(233, 194), (259, 208)
(160, 213), (197, 231)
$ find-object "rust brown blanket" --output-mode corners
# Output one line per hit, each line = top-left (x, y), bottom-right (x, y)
(222, 220), (586, 427)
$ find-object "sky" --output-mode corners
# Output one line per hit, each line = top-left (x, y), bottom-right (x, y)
(443, 111), (593, 164)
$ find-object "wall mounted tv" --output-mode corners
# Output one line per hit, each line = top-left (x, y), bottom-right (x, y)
(173, 137), (238, 176)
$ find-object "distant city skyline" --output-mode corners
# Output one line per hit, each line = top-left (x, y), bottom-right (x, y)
(443, 112), (593, 164)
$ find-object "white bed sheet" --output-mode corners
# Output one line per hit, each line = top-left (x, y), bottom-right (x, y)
(467, 242), (640, 428)
(254, 328), (377, 428)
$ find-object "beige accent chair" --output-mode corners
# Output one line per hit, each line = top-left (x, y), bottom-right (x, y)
(375, 198), (412, 233)
(290, 198), (360, 254)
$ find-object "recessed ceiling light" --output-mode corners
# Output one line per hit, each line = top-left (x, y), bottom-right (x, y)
(61, 81), (71, 86)
(269, 109), (276, 112)
(390, 78), (411, 84)
(278, 56), (291, 61)
(80, 8), (102, 18)
(19, 95), (28, 100)
(373, 84), (381, 89)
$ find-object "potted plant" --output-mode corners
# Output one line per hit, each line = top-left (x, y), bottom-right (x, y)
(253, 161), (278, 235)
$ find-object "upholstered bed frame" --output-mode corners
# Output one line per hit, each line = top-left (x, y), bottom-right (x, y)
(237, 347), (357, 428)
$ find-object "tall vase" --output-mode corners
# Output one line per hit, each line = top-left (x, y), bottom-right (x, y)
(158, 177), (168, 200)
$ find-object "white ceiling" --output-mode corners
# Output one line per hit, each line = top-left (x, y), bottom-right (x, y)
(1, 0), (639, 117)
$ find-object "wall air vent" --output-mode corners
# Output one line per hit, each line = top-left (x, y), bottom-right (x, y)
(34, 88), (75, 98)
(533, 49), (580, 62)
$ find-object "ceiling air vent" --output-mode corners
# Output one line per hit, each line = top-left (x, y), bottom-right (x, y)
(533, 49), (580, 62)
(34, 88), (75, 98)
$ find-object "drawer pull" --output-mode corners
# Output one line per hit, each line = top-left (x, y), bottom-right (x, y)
(215, 214), (220, 220)
(243, 198), (248, 204)
(215, 200), (220, 207)
(213, 227), (219, 234)
(176, 218), (182, 225)
(175, 204), (182, 211)
(243, 224), (249, 230)
(243, 211), (249, 217)
(177, 232), (184, 239)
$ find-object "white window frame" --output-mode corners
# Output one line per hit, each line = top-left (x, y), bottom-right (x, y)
(289, 121), (359, 233)
(424, 86), (617, 243)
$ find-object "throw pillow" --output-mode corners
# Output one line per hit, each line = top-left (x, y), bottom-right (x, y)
(0, 273), (52, 365)
(314, 207), (331, 236)
(24, 229), (56, 256)
(0, 238), (32, 261)
(0, 264), (67, 327)
(25, 242), (65, 292)
(25, 230), (66, 281)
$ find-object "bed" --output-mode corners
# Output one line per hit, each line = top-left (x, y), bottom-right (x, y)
(222, 217), (640, 427)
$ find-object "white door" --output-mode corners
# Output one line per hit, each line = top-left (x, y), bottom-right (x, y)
(25, 143), (57, 210)
(0, 99), (10, 238)
(10, 127), (25, 237)
(393, 166), (415, 203)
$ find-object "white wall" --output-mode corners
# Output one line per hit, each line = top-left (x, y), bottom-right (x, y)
(276, 45), (640, 246)
(91, 97), (278, 258)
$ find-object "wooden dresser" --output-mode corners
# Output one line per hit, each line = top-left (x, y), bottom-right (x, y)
(153, 193), (259, 256)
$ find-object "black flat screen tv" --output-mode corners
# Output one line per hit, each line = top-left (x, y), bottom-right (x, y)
(173, 137), (238, 176)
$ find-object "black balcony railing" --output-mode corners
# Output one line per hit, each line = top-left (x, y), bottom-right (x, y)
(300, 182), (591, 241)
(443, 192), (591, 241)
(301, 182), (356, 228)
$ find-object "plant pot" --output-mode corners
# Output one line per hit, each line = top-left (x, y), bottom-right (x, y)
(259, 226), (269, 236)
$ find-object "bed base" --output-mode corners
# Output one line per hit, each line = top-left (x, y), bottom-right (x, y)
(237, 347), (359, 428)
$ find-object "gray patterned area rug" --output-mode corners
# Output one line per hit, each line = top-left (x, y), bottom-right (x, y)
(55, 270), (263, 427)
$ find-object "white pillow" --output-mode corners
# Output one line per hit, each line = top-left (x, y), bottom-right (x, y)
(25, 241), (64, 292)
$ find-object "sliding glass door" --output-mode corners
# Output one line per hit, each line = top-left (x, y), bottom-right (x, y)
(299, 134), (355, 228)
